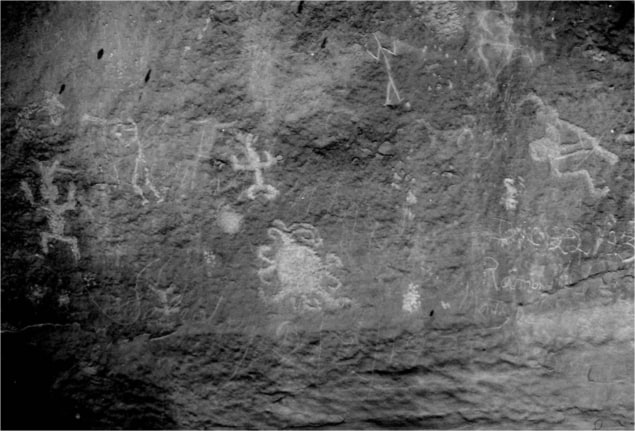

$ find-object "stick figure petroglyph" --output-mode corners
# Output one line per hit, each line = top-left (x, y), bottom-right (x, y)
(231, 132), (279, 201)
(21, 159), (80, 261)
(367, 32), (404, 106)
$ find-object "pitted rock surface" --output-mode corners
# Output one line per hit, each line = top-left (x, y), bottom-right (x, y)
(2, 1), (633, 429)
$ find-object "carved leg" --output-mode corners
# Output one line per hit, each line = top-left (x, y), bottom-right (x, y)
(145, 168), (163, 203)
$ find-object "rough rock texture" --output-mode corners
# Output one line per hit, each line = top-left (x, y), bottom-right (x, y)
(1, 1), (633, 429)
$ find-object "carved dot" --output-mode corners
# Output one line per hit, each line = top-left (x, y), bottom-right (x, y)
(59, 84), (65, 94)
(97, 48), (104, 59)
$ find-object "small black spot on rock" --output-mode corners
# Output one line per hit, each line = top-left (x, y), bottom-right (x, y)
(429, 309), (434, 317)
(144, 69), (151, 83)
(59, 84), (65, 94)
(97, 48), (104, 59)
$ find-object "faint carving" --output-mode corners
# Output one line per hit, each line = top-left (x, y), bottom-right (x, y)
(197, 16), (211, 40)
(499, 274), (544, 292)
(21, 159), (79, 261)
(203, 249), (216, 277)
(117, 119), (163, 205)
(42, 91), (65, 126)
(231, 132), (278, 200)
(256, 220), (350, 312)
(483, 256), (499, 291)
(458, 282), (479, 312)
(620, 228), (634, 264)
(473, 7), (541, 81)
(150, 283), (183, 318)
(490, 219), (632, 264)
(500, 177), (523, 212)
(458, 282), (512, 321)
(478, 299), (510, 318)
(615, 133), (634, 145)
(400, 190), (417, 235)
(82, 115), (163, 205)
(81, 261), (149, 326)
(411, 2), (465, 41)
(184, 118), (236, 193)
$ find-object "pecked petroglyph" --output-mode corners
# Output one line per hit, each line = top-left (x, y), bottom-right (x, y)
(21, 159), (80, 261)
(256, 220), (350, 312)
(520, 94), (619, 198)
(231, 132), (279, 201)
(402, 282), (422, 313)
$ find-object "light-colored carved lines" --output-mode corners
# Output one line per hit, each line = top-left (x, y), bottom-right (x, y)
(21, 159), (80, 261)
(256, 220), (349, 312)
(230, 132), (279, 201)
(521, 94), (619, 198)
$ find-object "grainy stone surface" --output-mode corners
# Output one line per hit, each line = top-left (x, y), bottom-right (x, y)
(1, 1), (633, 429)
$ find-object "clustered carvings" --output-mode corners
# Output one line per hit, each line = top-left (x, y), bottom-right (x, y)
(15, 5), (626, 324)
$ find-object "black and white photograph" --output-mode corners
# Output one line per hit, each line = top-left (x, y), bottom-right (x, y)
(1, 1), (634, 429)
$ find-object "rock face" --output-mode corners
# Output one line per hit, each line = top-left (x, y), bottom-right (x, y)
(1, 1), (633, 429)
